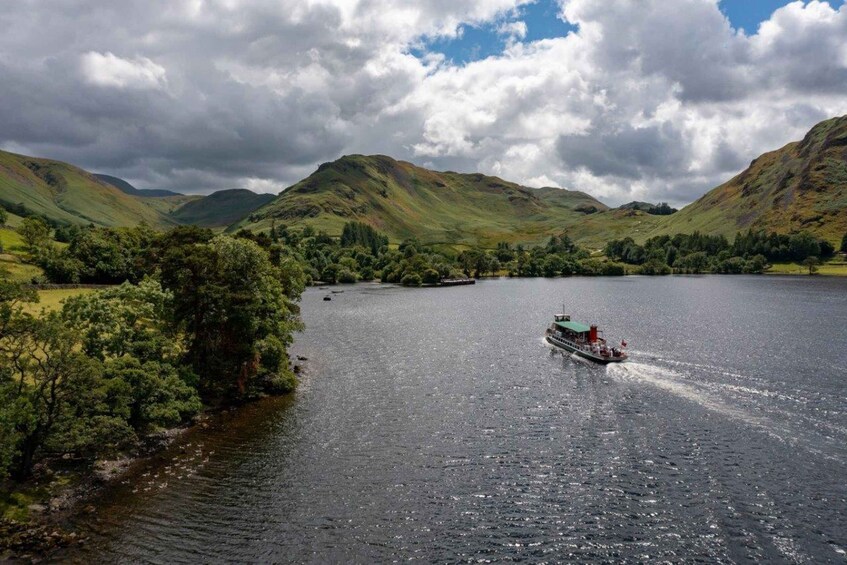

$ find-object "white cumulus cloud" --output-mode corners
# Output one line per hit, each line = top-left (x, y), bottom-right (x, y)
(0, 0), (844, 204)
(81, 51), (167, 90)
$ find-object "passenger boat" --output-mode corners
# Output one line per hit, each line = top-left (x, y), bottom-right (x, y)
(545, 313), (628, 364)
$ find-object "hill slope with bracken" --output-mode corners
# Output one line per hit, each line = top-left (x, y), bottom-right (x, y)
(0, 150), (178, 228)
(651, 115), (847, 244)
(233, 154), (662, 247)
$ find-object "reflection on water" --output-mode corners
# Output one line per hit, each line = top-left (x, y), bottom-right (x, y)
(65, 276), (847, 563)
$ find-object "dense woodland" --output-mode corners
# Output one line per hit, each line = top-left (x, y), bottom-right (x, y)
(1, 214), (845, 481)
(604, 230), (836, 275)
(1, 226), (304, 480)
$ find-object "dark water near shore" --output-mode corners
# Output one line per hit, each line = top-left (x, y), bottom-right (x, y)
(64, 276), (847, 563)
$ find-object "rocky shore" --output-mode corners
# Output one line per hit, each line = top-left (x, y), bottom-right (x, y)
(0, 356), (309, 561)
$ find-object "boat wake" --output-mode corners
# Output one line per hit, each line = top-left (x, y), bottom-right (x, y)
(606, 362), (846, 463)
(607, 362), (805, 445)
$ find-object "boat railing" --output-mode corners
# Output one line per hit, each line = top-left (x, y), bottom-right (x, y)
(549, 332), (624, 359)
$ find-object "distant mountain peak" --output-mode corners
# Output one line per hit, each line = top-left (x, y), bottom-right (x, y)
(94, 174), (183, 198)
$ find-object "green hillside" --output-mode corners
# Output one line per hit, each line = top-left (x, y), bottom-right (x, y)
(650, 115), (847, 245)
(94, 173), (183, 197)
(172, 189), (276, 227)
(0, 150), (177, 228)
(234, 154), (662, 247)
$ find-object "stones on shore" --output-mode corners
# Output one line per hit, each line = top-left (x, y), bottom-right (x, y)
(0, 520), (85, 559)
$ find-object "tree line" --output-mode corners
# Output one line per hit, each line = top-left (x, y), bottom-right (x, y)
(1, 226), (304, 480)
(604, 230), (837, 275)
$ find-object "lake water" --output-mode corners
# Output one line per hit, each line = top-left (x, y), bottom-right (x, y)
(65, 276), (847, 563)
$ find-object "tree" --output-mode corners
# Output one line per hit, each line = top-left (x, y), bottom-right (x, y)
(0, 207), (7, 227)
(19, 217), (50, 252)
(60, 279), (179, 363)
(801, 256), (820, 275)
(542, 255), (565, 277)
(0, 312), (101, 478)
(159, 235), (303, 400)
(99, 357), (201, 433)
(401, 273), (422, 287)
(422, 268), (440, 284)
(841, 232), (847, 253)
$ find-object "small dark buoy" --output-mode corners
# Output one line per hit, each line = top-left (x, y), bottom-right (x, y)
(323, 295), (332, 301)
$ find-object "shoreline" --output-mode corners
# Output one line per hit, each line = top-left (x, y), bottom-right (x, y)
(0, 358), (309, 560)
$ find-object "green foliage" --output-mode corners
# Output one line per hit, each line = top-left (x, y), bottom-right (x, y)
(51, 225), (157, 283)
(401, 273), (422, 287)
(19, 217), (50, 252)
(647, 202), (677, 215)
(638, 259), (672, 275)
(0, 310), (101, 478)
(842, 231), (847, 253)
(801, 256), (820, 275)
(60, 279), (178, 362)
(0, 225), (309, 480)
(337, 268), (357, 283)
(160, 235), (303, 400)
(340, 221), (388, 255)
(0, 275), (206, 480)
(604, 229), (830, 275)
(0, 207), (7, 227)
(99, 358), (201, 433)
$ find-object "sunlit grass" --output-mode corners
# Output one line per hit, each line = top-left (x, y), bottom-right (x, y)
(766, 259), (847, 276)
(20, 288), (98, 316)
(0, 256), (43, 282)
(0, 226), (25, 252)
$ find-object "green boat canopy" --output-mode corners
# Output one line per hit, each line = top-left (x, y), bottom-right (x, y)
(555, 320), (591, 333)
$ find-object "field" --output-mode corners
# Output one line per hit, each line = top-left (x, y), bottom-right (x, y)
(20, 288), (98, 315)
(766, 259), (847, 276)
(0, 226), (26, 253)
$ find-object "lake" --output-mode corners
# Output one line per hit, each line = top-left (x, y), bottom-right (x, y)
(65, 276), (847, 563)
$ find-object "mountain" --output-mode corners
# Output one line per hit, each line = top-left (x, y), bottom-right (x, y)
(233, 154), (662, 247)
(652, 116), (847, 244)
(94, 174), (183, 198)
(171, 189), (276, 228)
(0, 150), (178, 228)
(618, 201), (677, 215)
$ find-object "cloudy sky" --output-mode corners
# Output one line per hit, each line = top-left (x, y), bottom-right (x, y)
(1, 0), (846, 206)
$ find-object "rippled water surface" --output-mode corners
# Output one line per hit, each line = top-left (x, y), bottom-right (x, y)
(66, 276), (847, 563)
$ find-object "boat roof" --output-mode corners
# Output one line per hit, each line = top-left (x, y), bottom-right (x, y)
(555, 320), (591, 333)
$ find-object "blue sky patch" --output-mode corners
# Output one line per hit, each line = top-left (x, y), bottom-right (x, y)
(412, 0), (844, 65)
(719, 0), (841, 34)
(410, 0), (576, 65)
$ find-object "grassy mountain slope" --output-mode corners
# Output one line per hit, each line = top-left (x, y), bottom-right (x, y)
(650, 115), (847, 244)
(0, 150), (177, 228)
(234, 155), (660, 247)
(94, 174), (183, 198)
(172, 189), (276, 228)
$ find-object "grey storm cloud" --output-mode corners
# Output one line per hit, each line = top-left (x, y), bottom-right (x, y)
(0, 0), (846, 203)
(556, 122), (688, 180)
